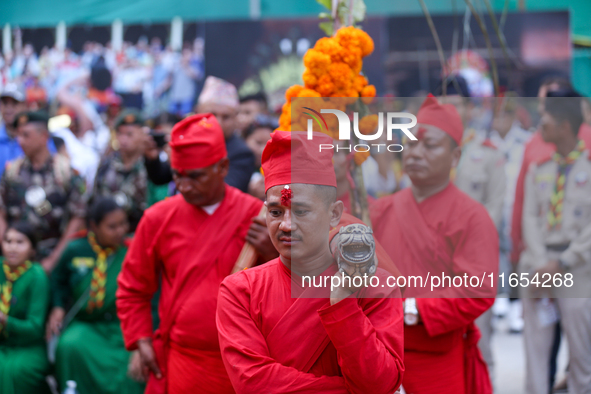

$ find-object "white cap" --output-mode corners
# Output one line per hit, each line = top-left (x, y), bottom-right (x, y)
(0, 83), (25, 102)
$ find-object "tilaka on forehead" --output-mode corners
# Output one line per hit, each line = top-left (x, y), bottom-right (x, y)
(281, 185), (293, 207)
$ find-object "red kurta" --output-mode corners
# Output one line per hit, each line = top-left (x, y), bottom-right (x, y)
(216, 256), (404, 394)
(371, 183), (497, 394)
(510, 123), (591, 263)
(116, 185), (263, 394)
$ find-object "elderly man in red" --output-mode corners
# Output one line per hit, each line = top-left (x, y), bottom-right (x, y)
(216, 130), (404, 394)
(370, 95), (497, 394)
(116, 113), (274, 394)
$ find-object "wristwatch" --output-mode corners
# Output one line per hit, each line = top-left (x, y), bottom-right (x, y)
(404, 298), (419, 326)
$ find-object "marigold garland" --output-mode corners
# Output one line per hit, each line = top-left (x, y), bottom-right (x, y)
(278, 27), (377, 148)
(358, 114), (379, 135)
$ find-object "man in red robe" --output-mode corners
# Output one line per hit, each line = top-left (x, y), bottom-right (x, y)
(216, 130), (404, 394)
(116, 113), (275, 394)
(370, 94), (497, 394)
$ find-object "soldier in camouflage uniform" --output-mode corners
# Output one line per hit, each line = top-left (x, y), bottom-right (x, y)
(0, 111), (86, 272)
(92, 109), (147, 231)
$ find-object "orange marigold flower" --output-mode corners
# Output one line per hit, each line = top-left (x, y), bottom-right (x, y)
(354, 150), (370, 166)
(316, 74), (335, 97)
(361, 84), (376, 104)
(329, 62), (354, 90)
(279, 104), (291, 124)
(303, 49), (331, 71)
(353, 29), (374, 57)
(285, 85), (304, 103)
(291, 121), (308, 132)
(297, 88), (322, 98)
(358, 114), (379, 135)
(314, 37), (343, 63)
(302, 70), (318, 89)
(336, 26), (360, 50)
(354, 75), (368, 93)
(339, 46), (362, 70)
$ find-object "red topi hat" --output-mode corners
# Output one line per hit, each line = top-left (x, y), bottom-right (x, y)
(416, 94), (464, 146)
(261, 130), (337, 193)
(169, 113), (227, 170)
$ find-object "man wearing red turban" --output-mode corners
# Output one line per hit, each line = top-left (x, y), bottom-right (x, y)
(216, 130), (404, 393)
(116, 113), (275, 394)
(370, 94), (496, 394)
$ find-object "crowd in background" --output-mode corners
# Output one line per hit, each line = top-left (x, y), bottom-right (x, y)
(0, 36), (205, 118)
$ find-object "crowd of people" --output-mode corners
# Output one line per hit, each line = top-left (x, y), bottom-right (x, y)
(0, 36), (591, 394)
(0, 36), (205, 118)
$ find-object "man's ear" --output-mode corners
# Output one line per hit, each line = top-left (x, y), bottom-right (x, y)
(451, 145), (462, 168)
(217, 157), (230, 178)
(329, 200), (344, 228)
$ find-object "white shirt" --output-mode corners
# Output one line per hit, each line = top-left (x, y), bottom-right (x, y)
(202, 201), (221, 216)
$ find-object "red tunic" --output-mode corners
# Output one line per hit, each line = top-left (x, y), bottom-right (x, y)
(510, 124), (591, 263)
(116, 185), (263, 394)
(370, 183), (496, 394)
(216, 257), (404, 394)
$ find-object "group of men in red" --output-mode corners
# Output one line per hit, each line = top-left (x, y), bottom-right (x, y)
(115, 94), (500, 393)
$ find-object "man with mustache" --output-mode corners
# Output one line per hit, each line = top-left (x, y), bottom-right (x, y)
(116, 113), (276, 394)
(216, 130), (404, 393)
(370, 95), (497, 394)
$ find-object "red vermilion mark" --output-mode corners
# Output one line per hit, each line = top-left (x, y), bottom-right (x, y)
(281, 185), (293, 207)
(417, 126), (428, 140)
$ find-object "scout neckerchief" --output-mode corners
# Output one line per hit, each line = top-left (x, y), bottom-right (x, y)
(547, 140), (586, 230)
(86, 232), (115, 312)
(0, 260), (33, 332)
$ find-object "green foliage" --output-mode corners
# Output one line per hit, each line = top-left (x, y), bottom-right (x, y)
(317, 0), (366, 36)
(316, 0), (332, 10)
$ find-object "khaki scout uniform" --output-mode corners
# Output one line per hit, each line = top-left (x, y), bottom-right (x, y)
(455, 135), (506, 228)
(454, 134), (506, 375)
(521, 147), (591, 394)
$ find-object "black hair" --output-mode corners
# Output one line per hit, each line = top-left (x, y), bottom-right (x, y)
(239, 92), (268, 108)
(314, 185), (337, 208)
(434, 75), (471, 98)
(151, 112), (181, 129)
(5, 221), (38, 251)
(243, 115), (279, 139)
(87, 197), (126, 227)
(51, 136), (65, 151)
(544, 90), (583, 136)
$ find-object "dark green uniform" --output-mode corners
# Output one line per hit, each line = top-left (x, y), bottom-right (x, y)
(92, 152), (147, 232)
(0, 155), (86, 257)
(0, 260), (51, 394)
(51, 236), (144, 394)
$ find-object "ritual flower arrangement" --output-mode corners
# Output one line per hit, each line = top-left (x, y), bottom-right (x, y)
(278, 26), (377, 149)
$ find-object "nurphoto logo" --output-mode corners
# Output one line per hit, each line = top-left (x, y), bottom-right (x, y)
(303, 107), (418, 153)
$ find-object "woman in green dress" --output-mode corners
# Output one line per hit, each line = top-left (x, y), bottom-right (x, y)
(47, 198), (144, 394)
(0, 222), (51, 394)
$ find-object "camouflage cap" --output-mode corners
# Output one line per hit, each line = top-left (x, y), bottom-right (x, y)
(114, 109), (144, 129)
(13, 111), (50, 129)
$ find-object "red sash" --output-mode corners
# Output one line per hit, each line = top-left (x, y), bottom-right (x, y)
(147, 187), (257, 394)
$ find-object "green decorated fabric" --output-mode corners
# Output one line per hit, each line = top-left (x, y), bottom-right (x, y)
(0, 259), (51, 394)
(51, 237), (144, 394)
